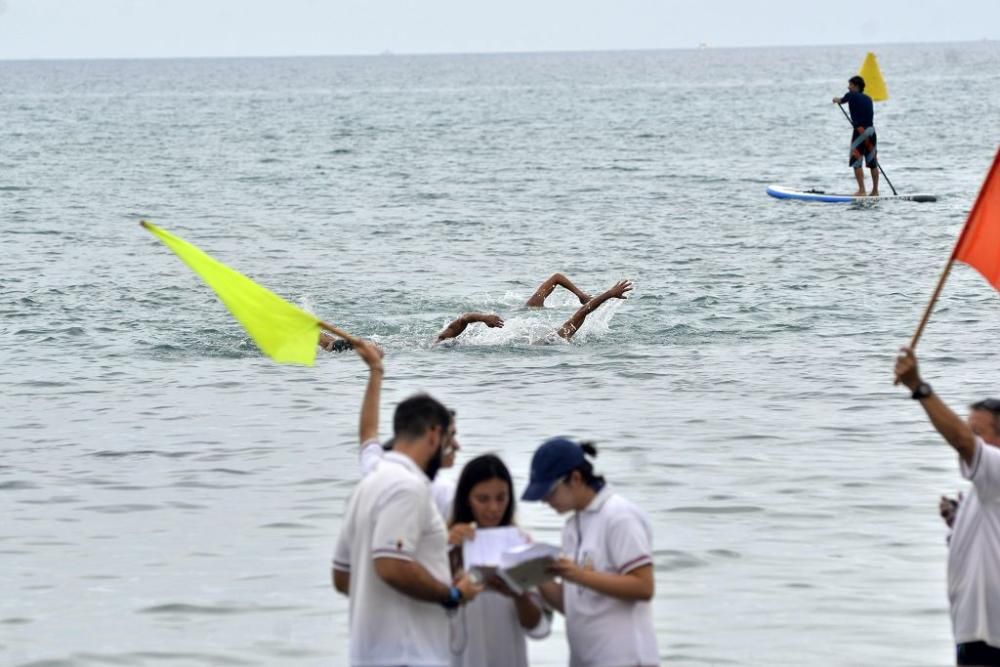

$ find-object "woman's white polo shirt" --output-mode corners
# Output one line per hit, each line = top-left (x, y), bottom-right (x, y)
(562, 485), (659, 667)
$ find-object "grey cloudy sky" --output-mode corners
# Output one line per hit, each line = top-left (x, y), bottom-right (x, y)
(0, 0), (997, 60)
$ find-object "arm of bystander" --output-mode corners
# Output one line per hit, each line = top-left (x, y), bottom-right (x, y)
(894, 347), (977, 464)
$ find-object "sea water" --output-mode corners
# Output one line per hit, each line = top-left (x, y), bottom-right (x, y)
(2, 42), (1000, 665)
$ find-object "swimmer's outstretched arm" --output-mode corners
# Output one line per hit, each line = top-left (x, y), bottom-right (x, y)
(557, 279), (633, 340)
(435, 313), (505, 343)
(525, 272), (592, 308)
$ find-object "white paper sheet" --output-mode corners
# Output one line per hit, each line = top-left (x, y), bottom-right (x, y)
(462, 526), (528, 568)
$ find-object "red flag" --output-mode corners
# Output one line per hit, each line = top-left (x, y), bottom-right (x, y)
(954, 148), (1000, 289)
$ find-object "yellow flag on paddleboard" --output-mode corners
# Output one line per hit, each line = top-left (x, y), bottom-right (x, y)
(858, 52), (888, 101)
(141, 221), (320, 366)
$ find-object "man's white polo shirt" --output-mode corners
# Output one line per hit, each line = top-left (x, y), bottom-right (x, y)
(562, 485), (659, 667)
(334, 451), (451, 667)
(950, 438), (1000, 646)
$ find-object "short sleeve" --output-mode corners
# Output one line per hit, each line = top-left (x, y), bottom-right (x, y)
(359, 440), (383, 477)
(371, 482), (427, 561)
(333, 529), (351, 572)
(607, 508), (654, 574)
(333, 496), (355, 572)
(962, 438), (1000, 502)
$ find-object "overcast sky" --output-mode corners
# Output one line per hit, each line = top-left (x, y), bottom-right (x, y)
(0, 0), (997, 60)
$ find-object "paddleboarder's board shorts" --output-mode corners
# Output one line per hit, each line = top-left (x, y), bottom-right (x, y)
(849, 126), (878, 169)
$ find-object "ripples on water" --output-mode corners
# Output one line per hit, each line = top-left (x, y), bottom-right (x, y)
(2, 43), (1000, 666)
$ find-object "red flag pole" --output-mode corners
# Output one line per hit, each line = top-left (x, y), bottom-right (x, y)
(908, 258), (958, 349)
(909, 148), (1000, 349)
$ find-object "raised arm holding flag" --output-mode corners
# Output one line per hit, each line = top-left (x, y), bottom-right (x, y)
(141, 220), (357, 365)
(892, 147), (1000, 665)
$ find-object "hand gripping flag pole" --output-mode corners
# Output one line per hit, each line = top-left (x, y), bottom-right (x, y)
(141, 221), (357, 365)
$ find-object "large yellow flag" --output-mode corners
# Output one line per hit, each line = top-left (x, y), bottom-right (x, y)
(141, 221), (321, 366)
(858, 52), (888, 101)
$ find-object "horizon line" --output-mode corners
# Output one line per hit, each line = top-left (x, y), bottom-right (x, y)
(0, 37), (995, 64)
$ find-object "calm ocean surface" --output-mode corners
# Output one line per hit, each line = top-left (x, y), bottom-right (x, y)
(2, 42), (1000, 666)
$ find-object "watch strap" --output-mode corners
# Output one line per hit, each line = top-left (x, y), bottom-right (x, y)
(441, 585), (462, 609)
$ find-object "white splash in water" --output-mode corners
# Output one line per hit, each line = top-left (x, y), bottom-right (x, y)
(297, 296), (318, 318)
(571, 297), (624, 342)
(453, 315), (567, 346)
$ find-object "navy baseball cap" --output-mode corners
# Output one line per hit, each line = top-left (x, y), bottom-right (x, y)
(521, 437), (585, 501)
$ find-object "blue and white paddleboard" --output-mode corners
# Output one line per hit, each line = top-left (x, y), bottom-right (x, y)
(767, 185), (937, 203)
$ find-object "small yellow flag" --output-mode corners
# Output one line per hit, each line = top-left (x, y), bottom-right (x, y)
(141, 221), (320, 366)
(858, 52), (888, 102)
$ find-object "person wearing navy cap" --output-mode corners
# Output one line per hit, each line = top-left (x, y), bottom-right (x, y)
(523, 437), (660, 667)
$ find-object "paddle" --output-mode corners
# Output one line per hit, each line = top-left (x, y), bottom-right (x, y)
(837, 103), (898, 196)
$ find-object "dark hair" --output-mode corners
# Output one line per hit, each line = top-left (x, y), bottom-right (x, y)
(328, 339), (354, 352)
(849, 75), (865, 92)
(393, 393), (451, 441)
(451, 454), (515, 527)
(571, 441), (606, 491)
(971, 399), (1000, 432)
(384, 408), (456, 450)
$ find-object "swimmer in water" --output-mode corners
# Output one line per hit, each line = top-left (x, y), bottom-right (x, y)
(436, 275), (633, 343)
(318, 273), (632, 350)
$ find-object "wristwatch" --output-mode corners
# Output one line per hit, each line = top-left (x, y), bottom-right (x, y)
(441, 585), (462, 610)
(911, 381), (933, 400)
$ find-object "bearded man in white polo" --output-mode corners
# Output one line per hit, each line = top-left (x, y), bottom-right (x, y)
(332, 393), (482, 666)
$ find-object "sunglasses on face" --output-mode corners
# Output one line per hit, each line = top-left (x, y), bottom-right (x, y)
(543, 476), (569, 501)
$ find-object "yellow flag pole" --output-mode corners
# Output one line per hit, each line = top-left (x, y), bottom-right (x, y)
(141, 219), (362, 364)
(319, 320), (361, 347)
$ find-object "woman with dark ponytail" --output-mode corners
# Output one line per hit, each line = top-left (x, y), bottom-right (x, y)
(522, 437), (659, 666)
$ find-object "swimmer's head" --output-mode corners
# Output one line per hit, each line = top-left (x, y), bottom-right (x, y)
(327, 339), (354, 353)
